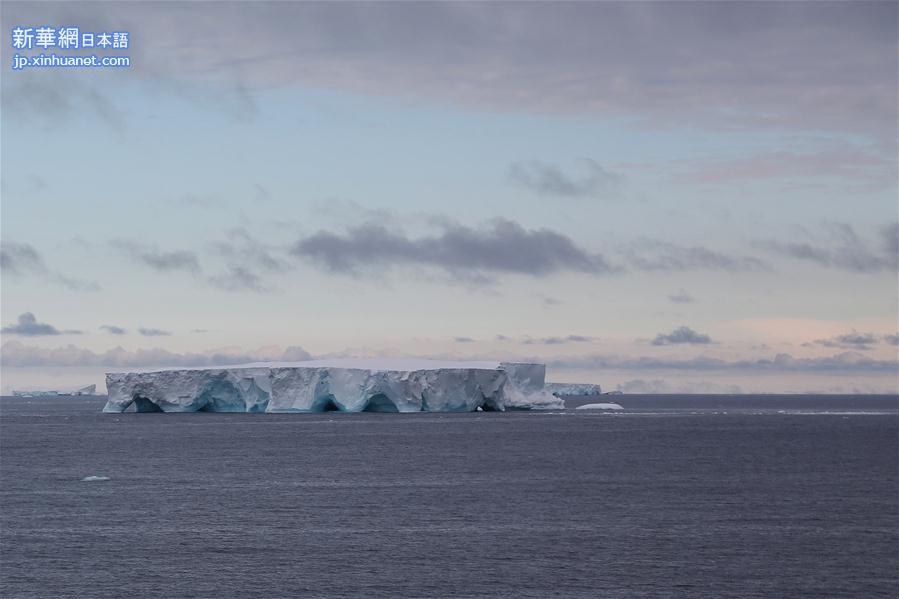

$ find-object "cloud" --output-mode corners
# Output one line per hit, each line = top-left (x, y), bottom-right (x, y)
(112, 240), (201, 274)
(207, 265), (267, 293)
(667, 289), (696, 304)
(100, 325), (127, 335)
(211, 228), (286, 273)
(3, 2), (892, 139)
(812, 330), (880, 351)
(1, 313), (80, 336)
(1, 74), (126, 132)
(523, 335), (596, 345)
(1, 241), (100, 291)
(509, 159), (622, 199)
(138, 327), (172, 337)
(626, 240), (770, 273)
(113, 233), (279, 293)
(1, 242), (42, 275)
(884, 333), (899, 346)
(651, 326), (712, 346)
(765, 222), (898, 273)
(481, 333), (595, 344)
(291, 218), (615, 279)
(1, 341), (313, 368)
(253, 183), (271, 202)
(177, 192), (225, 209)
(616, 378), (744, 394)
(545, 351), (897, 373)
(675, 144), (895, 191)
(206, 228), (285, 292)
(453, 336), (475, 343)
(540, 295), (562, 308)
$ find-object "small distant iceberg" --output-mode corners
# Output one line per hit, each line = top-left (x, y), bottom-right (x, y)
(13, 384), (96, 398)
(575, 402), (624, 411)
(545, 383), (602, 397)
(81, 475), (110, 482)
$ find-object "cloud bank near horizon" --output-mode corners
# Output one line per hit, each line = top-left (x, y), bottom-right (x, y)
(2, 341), (895, 375)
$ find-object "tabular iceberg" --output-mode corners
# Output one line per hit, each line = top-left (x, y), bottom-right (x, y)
(103, 359), (564, 413)
(544, 382), (603, 397)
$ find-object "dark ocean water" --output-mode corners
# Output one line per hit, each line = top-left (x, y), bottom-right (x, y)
(1, 395), (897, 598)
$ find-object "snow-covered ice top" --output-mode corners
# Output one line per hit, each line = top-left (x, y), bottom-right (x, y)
(118, 358), (509, 374)
(103, 359), (564, 413)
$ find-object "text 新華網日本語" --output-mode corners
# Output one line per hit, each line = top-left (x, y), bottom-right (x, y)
(10, 26), (131, 71)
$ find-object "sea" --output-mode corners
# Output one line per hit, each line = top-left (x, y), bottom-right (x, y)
(1, 394), (897, 598)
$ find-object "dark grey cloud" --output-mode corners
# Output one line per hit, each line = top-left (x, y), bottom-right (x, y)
(810, 330), (883, 351)
(100, 325), (127, 335)
(509, 159), (622, 199)
(1, 242), (43, 275)
(1, 312), (80, 336)
(113, 234), (278, 293)
(667, 289), (697, 304)
(206, 228), (285, 292)
(207, 265), (267, 293)
(453, 336), (475, 343)
(765, 222), (898, 273)
(1, 241), (100, 291)
(1, 341), (313, 368)
(291, 218), (615, 279)
(884, 333), (899, 346)
(112, 240), (201, 274)
(627, 240), (770, 273)
(138, 327), (172, 337)
(3, 2), (892, 138)
(212, 228), (285, 272)
(651, 326), (712, 346)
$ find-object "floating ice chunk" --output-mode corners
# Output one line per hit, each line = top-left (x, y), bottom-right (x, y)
(575, 402), (624, 411)
(103, 359), (564, 413)
(81, 475), (110, 482)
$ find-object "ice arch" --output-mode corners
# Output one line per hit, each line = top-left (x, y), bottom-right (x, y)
(362, 394), (400, 413)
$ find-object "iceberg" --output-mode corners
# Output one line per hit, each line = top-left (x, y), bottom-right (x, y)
(575, 402), (624, 411)
(12, 384), (96, 398)
(103, 359), (565, 413)
(544, 382), (602, 397)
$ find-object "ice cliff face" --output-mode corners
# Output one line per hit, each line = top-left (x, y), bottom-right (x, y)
(103, 360), (564, 413)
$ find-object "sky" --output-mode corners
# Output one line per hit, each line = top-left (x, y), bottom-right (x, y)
(1, 1), (897, 394)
